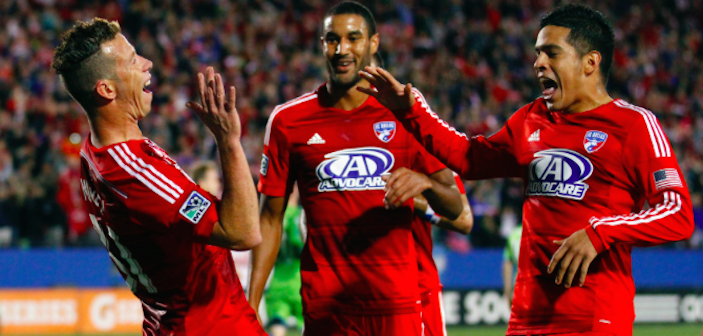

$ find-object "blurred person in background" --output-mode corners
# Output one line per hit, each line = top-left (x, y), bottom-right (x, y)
(190, 160), (222, 197)
(52, 18), (264, 335)
(265, 185), (305, 336)
(361, 4), (694, 335)
(502, 223), (522, 308)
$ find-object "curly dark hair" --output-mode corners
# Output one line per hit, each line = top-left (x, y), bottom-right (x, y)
(541, 4), (614, 84)
(51, 18), (121, 110)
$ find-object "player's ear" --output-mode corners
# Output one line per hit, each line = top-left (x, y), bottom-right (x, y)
(369, 33), (379, 55)
(584, 50), (601, 77)
(95, 79), (117, 101)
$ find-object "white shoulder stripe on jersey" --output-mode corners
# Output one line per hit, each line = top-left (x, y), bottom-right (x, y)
(411, 88), (467, 139)
(120, 143), (185, 194)
(591, 191), (681, 228)
(107, 147), (177, 204)
(264, 92), (318, 146)
(80, 150), (128, 199)
(614, 100), (670, 158)
(114, 145), (181, 199)
(630, 103), (671, 157)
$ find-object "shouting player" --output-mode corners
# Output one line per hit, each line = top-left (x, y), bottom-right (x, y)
(52, 19), (265, 335)
(360, 4), (693, 336)
(249, 2), (463, 335)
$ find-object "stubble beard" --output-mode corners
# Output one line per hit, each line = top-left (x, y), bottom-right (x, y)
(328, 51), (371, 92)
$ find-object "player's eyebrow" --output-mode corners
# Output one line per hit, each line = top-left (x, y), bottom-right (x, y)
(535, 44), (564, 53)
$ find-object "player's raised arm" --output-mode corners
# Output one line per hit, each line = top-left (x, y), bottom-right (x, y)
(248, 194), (287, 322)
(358, 67), (521, 181)
(186, 67), (261, 250)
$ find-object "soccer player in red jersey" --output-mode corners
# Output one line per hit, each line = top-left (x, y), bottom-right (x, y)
(373, 54), (474, 336)
(248, 2), (463, 335)
(360, 4), (694, 336)
(408, 172), (472, 336)
(52, 19), (266, 335)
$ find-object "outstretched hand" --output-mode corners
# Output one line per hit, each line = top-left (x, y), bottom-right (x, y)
(548, 228), (598, 288)
(357, 66), (416, 112)
(186, 66), (241, 142)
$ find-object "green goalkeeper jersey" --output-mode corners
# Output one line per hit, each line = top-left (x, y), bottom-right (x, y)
(270, 204), (304, 293)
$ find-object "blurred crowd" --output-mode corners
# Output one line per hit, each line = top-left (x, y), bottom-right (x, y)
(1, 0), (702, 250)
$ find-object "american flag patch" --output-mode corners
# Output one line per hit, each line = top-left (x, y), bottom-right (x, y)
(653, 168), (683, 190)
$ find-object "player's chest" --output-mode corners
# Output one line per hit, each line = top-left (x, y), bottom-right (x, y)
(516, 116), (626, 199)
(287, 115), (415, 183)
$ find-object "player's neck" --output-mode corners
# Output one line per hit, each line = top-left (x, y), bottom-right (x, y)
(325, 79), (371, 111)
(564, 84), (613, 114)
(88, 105), (144, 148)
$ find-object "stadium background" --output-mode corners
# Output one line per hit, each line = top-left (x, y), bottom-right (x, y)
(1, 0), (703, 335)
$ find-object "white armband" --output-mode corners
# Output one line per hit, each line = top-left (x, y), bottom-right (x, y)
(424, 205), (441, 225)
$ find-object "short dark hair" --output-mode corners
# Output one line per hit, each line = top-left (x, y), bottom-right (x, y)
(51, 18), (121, 110)
(324, 1), (377, 37)
(540, 4), (614, 84)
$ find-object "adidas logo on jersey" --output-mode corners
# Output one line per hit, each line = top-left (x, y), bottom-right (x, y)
(307, 133), (326, 145)
(528, 129), (540, 142)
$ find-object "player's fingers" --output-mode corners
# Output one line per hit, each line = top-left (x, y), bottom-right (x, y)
(185, 101), (204, 114)
(215, 73), (225, 112)
(548, 244), (566, 274)
(578, 256), (594, 287)
(563, 254), (583, 288)
(386, 173), (410, 208)
(228, 86), (236, 110)
(197, 72), (207, 108)
(206, 86), (217, 115)
(358, 70), (379, 86)
(555, 250), (575, 285)
(405, 83), (414, 97)
(377, 67), (399, 86)
(356, 85), (379, 96)
(206, 66), (215, 87)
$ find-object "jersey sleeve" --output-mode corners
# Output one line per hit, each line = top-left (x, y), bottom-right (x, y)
(409, 137), (447, 176)
(109, 142), (219, 244)
(401, 88), (522, 180)
(585, 112), (694, 253)
(258, 108), (291, 197)
(453, 173), (466, 195)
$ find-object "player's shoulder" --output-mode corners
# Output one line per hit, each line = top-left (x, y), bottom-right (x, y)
(521, 97), (549, 117)
(87, 138), (191, 199)
(609, 99), (659, 125)
(270, 91), (320, 124)
(264, 90), (319, 145)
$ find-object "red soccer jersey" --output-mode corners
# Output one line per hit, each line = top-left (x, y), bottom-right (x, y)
(397, 93), (693, 336)
(414, 173), (466, 296)
(258, 85), (445, 316)
(80, 138), (265, 336)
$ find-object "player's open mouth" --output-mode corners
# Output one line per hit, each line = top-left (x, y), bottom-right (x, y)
(143, 79), (152, 94)
(540, 77), (558, 100)
(335, 60), (354, 72)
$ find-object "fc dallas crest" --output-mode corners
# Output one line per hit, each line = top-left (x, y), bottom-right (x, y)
(583, 130), (608, 153)
(373, 121), (396, 143)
